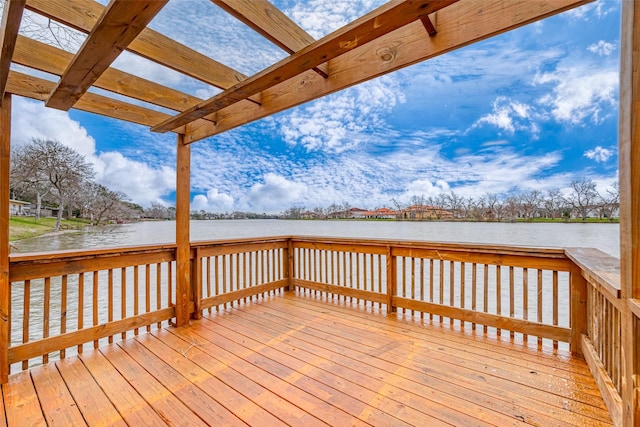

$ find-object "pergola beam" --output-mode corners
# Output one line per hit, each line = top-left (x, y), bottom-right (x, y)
(212, 0), (328, 78)
(6, 70), (197, 132)
(14, 36), (205, 114)
(151, 0), (458, 133)
(45, 0), (168, 110)
(183, 0), (592, 144)
(25, 0), (260, 104)
(0, 0), (25, 105)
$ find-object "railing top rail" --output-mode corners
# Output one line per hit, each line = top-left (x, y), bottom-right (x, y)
(191, 236), (291, 248)
(9, 243), (178, 264)
(289, 235), (570, 258)
(564, 247), (621, 297)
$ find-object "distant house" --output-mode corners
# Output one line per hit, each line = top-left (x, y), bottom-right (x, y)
(9, 199), (29, 216)
(400, 204), (454, 220)
(362, 207), (397, 219)
(326, 207), (367, 219)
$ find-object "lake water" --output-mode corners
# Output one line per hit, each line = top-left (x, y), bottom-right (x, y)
(12, 219), (620, 258)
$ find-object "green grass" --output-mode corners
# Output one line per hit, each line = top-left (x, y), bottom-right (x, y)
(9, 216), (89, 242)
(516, 217), (619, 223)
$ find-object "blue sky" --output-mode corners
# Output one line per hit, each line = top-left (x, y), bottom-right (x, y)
(9, 0), (621, 213)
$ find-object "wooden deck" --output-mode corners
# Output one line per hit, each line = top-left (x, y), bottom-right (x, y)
(1, 290), (613, 426)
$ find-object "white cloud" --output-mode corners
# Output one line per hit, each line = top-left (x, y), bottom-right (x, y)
(246, 173), (308, 212)
(474, 97), (538, 136)
(192, 188), (234, 212)
(91, 151), (175, 206)
(11, 98), (96, 157)
(11, 98), (175, 206)
(587, 40), (616, 56)
(563, 1), (615, 20)
(535, 67), (617, 124)
(285, 0), (386, 39)
(277, 76), (405, 152)
(584, 146), (614, 162)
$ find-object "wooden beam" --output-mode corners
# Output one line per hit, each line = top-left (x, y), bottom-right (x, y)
(183, 0), (593, 143)
(618, 0), (640, 424)
(25, 0), (260, 104)
(45, 0), (168, 110)
(14, 36), (205, 114)
(6, 70), (186, 130)
(212, 0), (328, 77)
(0, 93), (11, 383)
(0, 0), (25, 104)
(175, 134), (191, 327)
(152, 0), (458, 133)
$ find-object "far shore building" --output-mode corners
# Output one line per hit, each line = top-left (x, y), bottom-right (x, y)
(326, 207), (367, 219)
(8, 199), (29, 216)
(400, 204), (454, 220)
(362, 207), (397, 219)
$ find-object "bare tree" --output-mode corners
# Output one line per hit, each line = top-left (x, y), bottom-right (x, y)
(565, 179), (598, 221)
(597, 181), (620, 221)
(519, 190), (543, 220)
(12, 139), (93, 230)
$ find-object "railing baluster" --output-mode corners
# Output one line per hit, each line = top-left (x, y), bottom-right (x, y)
(121, 268), (127, 340)
(43, 277), (50, 364)
(460, 262), (466, 328)
(523, 267), (528, 342)
(449, 261), (454, 326)
(93, 271), (99, 348)
(108, 269), (114, 343)
(157, 263), (163, 326)
(496, 265), (502, 337)
(509, 266), (515, 340)
(133, 265), (139, 336)
(145, 264), (151, 332)
(429, 259), (434, 321)
(77, 273), (84, 353)
(483, 264), (488, 334)
(21, 280), (30, 370)
(537, 269), (543, 347)
(471, 263), (476, 330)
(553, 270), (558, 349)
(60, 275), (67, 359)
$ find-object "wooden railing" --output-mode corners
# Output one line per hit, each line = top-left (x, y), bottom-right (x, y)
(565, 248), (624, 426)
(292, 237), (574, 349)
(8, 244), (177, 370)
(5, 235), (628, 424)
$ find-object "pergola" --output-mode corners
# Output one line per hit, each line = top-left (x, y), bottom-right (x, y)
(0, 0), (637, 424)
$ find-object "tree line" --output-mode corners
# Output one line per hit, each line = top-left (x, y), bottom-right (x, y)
(10, 138), (143, 231)
(281, 179), (620, 222)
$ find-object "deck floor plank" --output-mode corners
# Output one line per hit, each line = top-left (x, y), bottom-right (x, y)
(269, 294), (611, 417)
(1, 292), (614, 426)
(133, 332), (325, 426)
(30, 363), (87, 426)
(200, 315), (520, 425)
(55, 357), (126, 427)
(213, 303), (574, 426)
(192, 316), (451, 426)
(165, 322), (373, 427)
(3, 371), (46, 426)
(98, 344), (210, 426)
(289, 303), (603, 397)
(297, 292), (594, 376)
(78, 350), (168, 425)
(116, 336), (259, 426)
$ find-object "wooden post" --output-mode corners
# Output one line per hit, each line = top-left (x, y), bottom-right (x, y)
(386, 246), (396, 314)
(569, 262), (587, 356)
(175, 134), (191, 327)
(618, 1), (640, 424)
(0, 93), (11, 383)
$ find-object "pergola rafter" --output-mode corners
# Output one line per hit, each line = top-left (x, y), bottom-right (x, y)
(45, 0), (168, 110)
